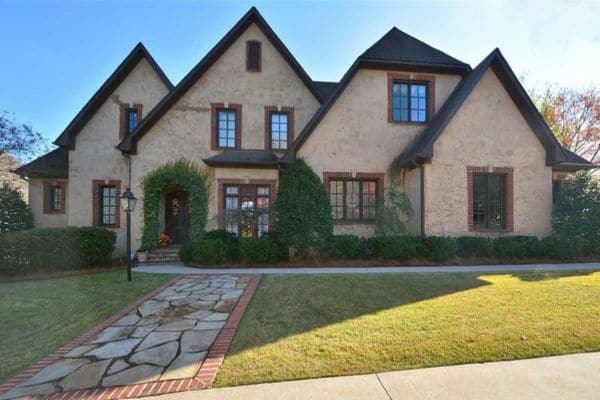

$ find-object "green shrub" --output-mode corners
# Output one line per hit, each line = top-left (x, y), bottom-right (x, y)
(493, 236), (540, 259)
(239, 238), (281, 265)
(539, 235), (582, 260)
(375, 181), (414, 236)
(262, 231), (289, 261)
(204, 230), (240, 261)
(0, 184), (33, 234)
(420, 236), (458, 262)
(179, 239), (229, 265)
(0, 227), (115, 275)
(274, 159), (332, 258)
(366, 235), (419, 260)
(328, 235), (367, 260)
(553, 172), (600, 256)
(456, 236), (494, 258)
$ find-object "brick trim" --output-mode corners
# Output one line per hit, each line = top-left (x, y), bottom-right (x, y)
(246, 40), (261, 72)
(8, 275), (262, 400)
(92, 179), (121, 228)
(387, 72), (435, 124)
(467, 166), (514, 232)
(217, 179), (277, 230)
(43, 180), (67, 214)
(264, 106), (294, 150)
(210, 103), (242, 150)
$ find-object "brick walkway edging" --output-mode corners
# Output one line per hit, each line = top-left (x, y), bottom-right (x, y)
(3, 274), (262, 400)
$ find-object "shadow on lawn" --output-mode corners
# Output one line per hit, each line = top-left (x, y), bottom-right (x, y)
(510, 269), (598, 282)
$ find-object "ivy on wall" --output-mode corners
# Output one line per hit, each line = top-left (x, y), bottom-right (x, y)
(140, 160), (208, 250)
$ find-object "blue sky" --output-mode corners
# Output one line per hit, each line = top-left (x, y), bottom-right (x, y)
(1, 1), (599, 149)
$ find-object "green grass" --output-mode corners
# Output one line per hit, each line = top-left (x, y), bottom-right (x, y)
(216, 271), (600, 387)
(0, 271), (173, 382)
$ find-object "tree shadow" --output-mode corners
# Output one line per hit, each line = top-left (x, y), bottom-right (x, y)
(510, 269), (597, 282)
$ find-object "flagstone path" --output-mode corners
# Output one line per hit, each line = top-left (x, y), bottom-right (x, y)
(0, 275), (252, 400)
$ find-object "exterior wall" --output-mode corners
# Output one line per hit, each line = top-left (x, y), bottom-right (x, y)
(0, 153), (28, 201)
(298, 68), (462, 236)
(424, 68), (553, 237)
(403, 167), (422, 235)
(67, 57), (170, 253)
(28, 179), (67, 227)
(130, 22), (320, 250)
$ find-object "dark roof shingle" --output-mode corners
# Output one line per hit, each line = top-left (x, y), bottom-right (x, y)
(14, 148), (68, 178)
(203, 149), (280, 168)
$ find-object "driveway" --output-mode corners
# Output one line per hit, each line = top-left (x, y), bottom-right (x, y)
(142, 352), (600, 400)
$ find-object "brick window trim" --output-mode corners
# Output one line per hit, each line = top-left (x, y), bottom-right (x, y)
(119, 104), (143, 141)
(264, 106), (294, 150)
(467, 166), (514, 233)
(323, 171), (385, 224)
(216, 178), (277, 230)
(43, 180), (67, 214)
(246, 40), (262, 72)
(92, 179), (121, 228)
(387, 72), (435, 124)
(211, 103), (242, 150)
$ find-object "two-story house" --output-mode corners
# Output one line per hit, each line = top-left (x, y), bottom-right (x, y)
(17, 7), (596, 254)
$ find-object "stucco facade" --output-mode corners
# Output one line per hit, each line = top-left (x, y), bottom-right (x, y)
(27, 178), (68, 227)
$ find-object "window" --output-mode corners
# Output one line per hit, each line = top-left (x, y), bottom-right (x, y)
(217, 109), (237, 148)
(270, 112), (289, 150)
(126, 108), (138, 134)
(99, 185), (117, 226)
(472, 173), (506, 230)
(120, 104), (142, 140)
(246, 41), (261, 72)
(329, 179), (378, 221)
(391, 81), (428, 123)
(49, 185), (63, 212)
(223, 185), (270, 237)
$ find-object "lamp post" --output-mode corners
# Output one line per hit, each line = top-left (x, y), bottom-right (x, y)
(120, 188), (137, 282)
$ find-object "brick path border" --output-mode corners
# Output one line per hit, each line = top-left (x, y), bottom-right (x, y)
(0, 274), (261, 400)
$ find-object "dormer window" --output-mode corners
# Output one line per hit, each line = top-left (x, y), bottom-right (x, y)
(127, 108), (138, 134)
(119, 104), (142, 140)
(391, 82), (427, 123)
(246, 41), (261, 72)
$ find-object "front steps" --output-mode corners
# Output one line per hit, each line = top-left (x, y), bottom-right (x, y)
(145, 246), (181, 263)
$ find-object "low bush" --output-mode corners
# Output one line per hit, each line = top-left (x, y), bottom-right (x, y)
(420, 236), (458, 262)
(456, 236), (494, 258)
(366, 235), (419, 260)
(0, 184), (33, 234)
(494, 235), (540, 259)
(240, 238), (281, 265)
(327, 235), (367, 260)
(262, 231), (289, 261)
(0, 227), (115, 275)
(178, 239), (229, 265)
(539, 235), (582, 260)
(204, 229), (240, 261)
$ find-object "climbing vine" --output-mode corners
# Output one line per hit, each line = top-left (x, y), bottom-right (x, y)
(140, 160), (208, 250)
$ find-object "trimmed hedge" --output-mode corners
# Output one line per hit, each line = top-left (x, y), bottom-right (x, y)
(420, 236), (458, 262)
(204, 230), (240, 261)
(367, 235), (419, 260)
(240, 238), (281, 265)
(456, 236), (494, 258)
(494, 235), (540, 259)
(539, 235), (582, 260)
(328, 235), (367, 260)
(178, 239), (229, 265)
(0, 227), (115, 275)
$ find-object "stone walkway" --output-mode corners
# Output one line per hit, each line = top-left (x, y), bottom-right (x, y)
(0, 275), (252, 400)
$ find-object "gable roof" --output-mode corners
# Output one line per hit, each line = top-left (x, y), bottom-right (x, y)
(14, 147), (68, 178)
(313, 81), (338, 102)
(282, 28), (471, 163)
(118, 7), (324, 154)
(54, 43), (173, 149)
(394, 48), (569, 168)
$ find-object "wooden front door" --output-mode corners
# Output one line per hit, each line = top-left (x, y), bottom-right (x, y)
(165, 190), (190, 244)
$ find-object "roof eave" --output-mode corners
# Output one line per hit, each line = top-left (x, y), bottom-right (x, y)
(358, 58), (471, 75)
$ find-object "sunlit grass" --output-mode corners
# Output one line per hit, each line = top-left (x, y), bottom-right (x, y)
(0, 271), (173, 382)
(215, 271), (600, 387)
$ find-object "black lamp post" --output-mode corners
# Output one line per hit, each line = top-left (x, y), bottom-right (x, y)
(120, 188), (137, 282)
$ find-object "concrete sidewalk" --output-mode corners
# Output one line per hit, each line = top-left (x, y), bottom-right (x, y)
(143, 352), (600, 400)
(134, 262), (600, 275)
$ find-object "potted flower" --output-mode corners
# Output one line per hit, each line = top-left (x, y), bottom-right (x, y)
(136, 246), (149, 263)
(158, 233), (172, 248)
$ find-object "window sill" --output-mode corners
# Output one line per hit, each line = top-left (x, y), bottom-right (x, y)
(470, 228), (512, 233)
(389, 120), (428, 126)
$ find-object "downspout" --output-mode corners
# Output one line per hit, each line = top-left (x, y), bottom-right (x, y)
(419, 164), (425, 237)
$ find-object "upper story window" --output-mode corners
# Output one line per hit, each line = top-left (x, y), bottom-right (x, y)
(270, 112), (289, 150)
(119, 104), (142, 140)
(391, 82), (428, 123)
(127, 108), (138, 134)
(217, 109), (238, 148)
(246, 41), (261, 72)
(472, 173), (506, 230)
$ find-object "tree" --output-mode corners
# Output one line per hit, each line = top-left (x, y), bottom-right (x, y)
(374, 180), (414, 236)
(273, 159), (332, 257)
(0, 111), (46, 161)
(531, 86), (600, 163)
(0, 184), (33, 234)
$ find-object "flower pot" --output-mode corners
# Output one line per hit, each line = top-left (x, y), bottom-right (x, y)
(137, 251), (148, 263)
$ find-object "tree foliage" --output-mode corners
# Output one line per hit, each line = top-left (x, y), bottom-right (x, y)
(141, 160), (208, 250)
(531, 85), (600, 163)
(375, 181), (414, 236)
(0, 184), (33, 234)
(552, 171), (600, 255)
(0, 111), (46, 161)
(273, 158), (332, 257)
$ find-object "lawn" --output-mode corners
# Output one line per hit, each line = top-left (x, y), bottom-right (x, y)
(215, 271), (600, 387)
(0, 271), (173, 382)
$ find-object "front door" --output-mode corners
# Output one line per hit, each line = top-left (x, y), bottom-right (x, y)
(165, 190), (190, 244)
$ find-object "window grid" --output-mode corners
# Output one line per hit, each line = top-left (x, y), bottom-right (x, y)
(127, 108), (138, 135)
(329, 179), (378, 221)
(472, 173), (506, 230)
(100, 185), (117, 226)
(392, 81), (428, 123)
(223, 185), (270, 237)
(49, 185), (63, 212)
(270, 112), (289, 150)
(217, 109), (237, 148)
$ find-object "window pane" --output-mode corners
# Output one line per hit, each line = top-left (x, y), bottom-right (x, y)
(257, 187), (269, 196)
(226, 186), (238, 195)
(128, 110), (138, 134)
(472, 173), (506, 229)
(329, 180), (344, 220)
(270, 112), (288, 150)
(218, 109), (236, 148)
(345, 181), (360, 220)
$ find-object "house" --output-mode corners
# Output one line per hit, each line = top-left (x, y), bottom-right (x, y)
(16, 7), (596, 254)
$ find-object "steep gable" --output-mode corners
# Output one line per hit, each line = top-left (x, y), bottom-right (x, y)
(54, 43), (172, 149)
